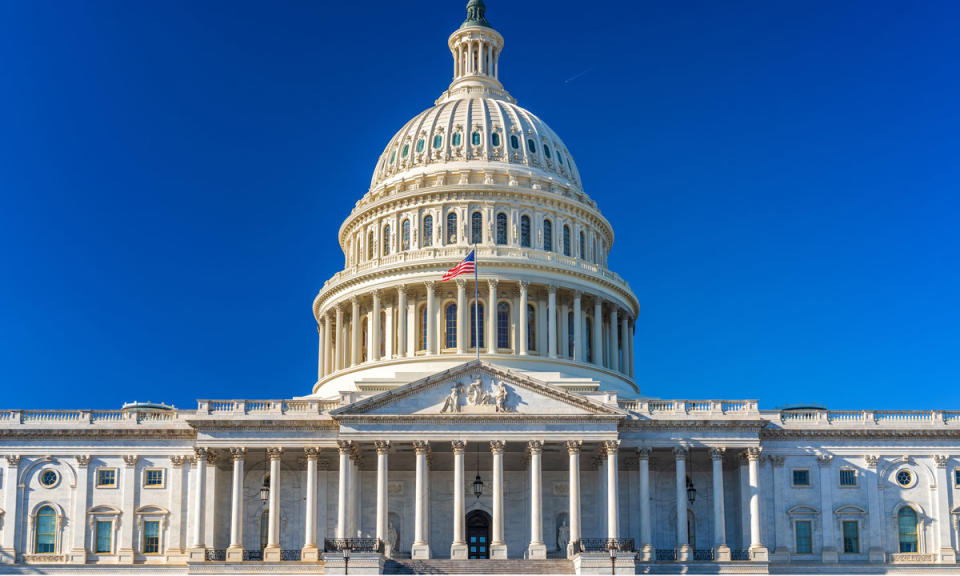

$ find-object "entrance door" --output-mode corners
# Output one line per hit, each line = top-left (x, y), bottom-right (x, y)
(466, 510), (491, 559)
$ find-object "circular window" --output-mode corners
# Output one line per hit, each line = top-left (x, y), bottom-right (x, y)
(39, 469), (59, 488)
(896, 469), (916, 488)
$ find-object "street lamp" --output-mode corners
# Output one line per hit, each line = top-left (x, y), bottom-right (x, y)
(608, 540), (617, 574)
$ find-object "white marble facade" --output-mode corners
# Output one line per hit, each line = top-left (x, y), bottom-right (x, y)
(1, 2), (957, 574)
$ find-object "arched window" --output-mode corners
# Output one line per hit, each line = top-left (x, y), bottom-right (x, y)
(419, 305), (428, 351)
(416, 138), (425, 153)
(433, 134), (443, 149)
(259, 510), (269, 551)
(544, 145), (552, 159)
(510, 134), (520, 149)
(382, 224), (391, 256)
(423, 215), (433, 247)
(567, 310), (575, 357)
(35, 506), (57, 554)
(527, 139), (537, 154)
(470, 302), (484, 349)
(491, 132), (501, 147)
(445, 303), (457, 349)
(472, 131), (481, 146)
(898, 507), (919, 553)
(497, 302), (510, 349)
(520, 215), (531, 247)
(446, 212), (458, 245)
(543, 219), (553, 252)
(496, 213), (507, 245)
(402, 219), (411, 251)
(452, 132), (462, 147)
(471, 211), (483, 244)
(563, 224), (571, 256)
(367, 231), (375, 260)
(527, 304), (537, 352)
(585, 319), (593, 362)
(579, 230), (585, 260)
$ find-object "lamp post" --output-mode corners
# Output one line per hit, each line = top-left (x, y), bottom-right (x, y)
(608, 540), (617, 575)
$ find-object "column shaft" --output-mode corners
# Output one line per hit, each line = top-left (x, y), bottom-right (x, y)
(376, 442), (390, 552)
(334, 306), (343, 371)
(528, 441), (546, 558)
(675, 448), (690, 559)
(371, 290), (381, 362)
(605, 441), (620, 540)
(490, 441), (507, 558)
(609, 307), (619, 371)
(711, 449), (730, 560)
(412, 441), (430, 558)
(566, 441), (582, 558)
(519, 282), (529, 355)
(487, 280), (498, 353)
(547, 286), (558, 358)
(303, 449), (319, 560)
(573, 292), (582, 361)
(451, 441), (467, 559)
(638, 449), (653, 559)
(228, 448), (245, 559)
(265, 448), (282, 561)
(747, 449), (767, 560)
(592, 299), (602, 366)
(190, 450), (206, 549)
(351, 298), (360, 366)
(397, 287), (408, 357)
(425, 282), (436, 355)
(336, 443), (350, 539)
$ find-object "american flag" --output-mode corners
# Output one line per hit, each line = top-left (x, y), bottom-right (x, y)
(442, 250), (476, 282)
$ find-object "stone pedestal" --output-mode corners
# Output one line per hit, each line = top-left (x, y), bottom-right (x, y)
(322, 551), (385, 575)
(118, 547), (135, 564)
(940, 547), (957, 564)
(69, 548), (88, 564)
(411, 542), (431, 559)
(820, 546), (838, 563)
(187, 546), (206, 562)
(574, 551), (634, 575)
(637, 544), (654, 562)
(527, 542), (547, 559)
(490, 542), (508, 559)
(263, 545), (281, 562)
(715, 545), (731, 562)
(750, 545), (770, 562)
(225, 545), (244, 562)
(450, 542), (468, 560)
(301, 544), (321, 562)
(676, 544), (691, 562)
(769, 546), (789, 562)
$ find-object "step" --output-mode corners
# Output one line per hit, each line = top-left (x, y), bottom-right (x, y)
(383, 558), (576, 575)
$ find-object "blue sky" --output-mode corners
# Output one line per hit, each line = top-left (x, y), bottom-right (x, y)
(1, 1), (957, 410)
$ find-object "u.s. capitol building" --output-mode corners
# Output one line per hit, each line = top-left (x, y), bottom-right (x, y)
(1, 2), (955, 574)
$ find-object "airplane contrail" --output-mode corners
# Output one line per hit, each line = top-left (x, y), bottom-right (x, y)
(564, 67), (595, 84)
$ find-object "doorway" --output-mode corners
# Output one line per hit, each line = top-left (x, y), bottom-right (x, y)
(466, 510), (491, 559)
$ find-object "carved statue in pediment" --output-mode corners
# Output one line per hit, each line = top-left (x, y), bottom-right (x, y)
(467, 377), (491, 406)
(493, 380), (509, 413)
(440, 384), (462, 413)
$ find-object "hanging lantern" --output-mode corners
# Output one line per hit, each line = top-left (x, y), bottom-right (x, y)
(259, 478), (270, 505)
(473, 473), (484, 499)
(686, 477), (696, 505)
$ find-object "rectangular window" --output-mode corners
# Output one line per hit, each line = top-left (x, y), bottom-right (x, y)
(143, 469), (164, 488)
(792, 469), (810, 487)
(839, 468), (857, 487)
(795, 520), (812, 554)
(95, 520), (112, 554)
(96, 468), (116, 488)
(842, 520), (860, 554)
(955, 468), (960, 488)
(143, 520), (160, 554)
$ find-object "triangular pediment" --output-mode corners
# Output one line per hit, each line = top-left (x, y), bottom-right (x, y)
(330, 360), (624, 419)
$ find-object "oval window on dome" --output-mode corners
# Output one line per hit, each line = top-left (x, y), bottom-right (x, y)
(527, 139), (537, 154)
(544, 145), (552, 159)
(452, 132), (462, 147)
(491, 133), (501, 147)
(510, 134), (519, 149)
(433, 134), (443, 149)
(558, 152), (564, 165)
(416, 138), (425, 153)
(389, 150), (396, 164)
(401, 144), (409, 158)
(472, 131), (481, 146)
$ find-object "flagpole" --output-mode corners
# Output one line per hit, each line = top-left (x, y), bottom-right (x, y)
(474, 243), (480, 362)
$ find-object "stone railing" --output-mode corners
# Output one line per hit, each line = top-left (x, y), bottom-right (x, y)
(0, 409), (191, 426)
(888, 553), (937, 564)
(196, 399), (341, 416)
(779, 409), (960, 427)
(618, 399), (760, 417)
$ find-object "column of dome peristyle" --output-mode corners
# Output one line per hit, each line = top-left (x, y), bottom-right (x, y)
(446, 1), (506, 99)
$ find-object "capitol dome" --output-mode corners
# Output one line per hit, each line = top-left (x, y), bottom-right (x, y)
(311, 0), (640, 402)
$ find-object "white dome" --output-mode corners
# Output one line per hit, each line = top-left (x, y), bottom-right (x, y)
(369, 97), (583, 193)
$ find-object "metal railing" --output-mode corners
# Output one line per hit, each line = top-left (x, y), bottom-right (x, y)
(730, 549), (750, 561)
(572, 538), (635, 553)
(205, 549), (226, 562)
(323, 538), (384, 553)
(654, 549), (676, 562)
(693, 549), (715, 561)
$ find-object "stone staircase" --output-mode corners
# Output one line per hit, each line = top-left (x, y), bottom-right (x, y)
(383, 558), (575, 574)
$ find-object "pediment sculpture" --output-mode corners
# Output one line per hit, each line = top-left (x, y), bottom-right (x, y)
(440, 373), (514, 414)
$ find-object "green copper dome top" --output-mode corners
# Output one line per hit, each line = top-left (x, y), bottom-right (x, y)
(461, 0), (491, 29)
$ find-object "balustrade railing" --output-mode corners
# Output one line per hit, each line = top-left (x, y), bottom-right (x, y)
(572, 538), (635, 553)
(323, 538), (384, 553)
(730, 549), (751, 561)
(780, 409), (954, 426)
(654, 549), (677, 562)
(196, 399), (340, 416)
(693, 549), (715, 561)
(205, 549), (226, 562)
(617, 399), (760, 417)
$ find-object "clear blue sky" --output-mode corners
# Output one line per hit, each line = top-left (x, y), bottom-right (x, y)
(1, 1), (957, 411)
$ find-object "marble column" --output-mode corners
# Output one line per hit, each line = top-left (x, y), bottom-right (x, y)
(349, 450), (359, 538)
(412, 441), (430, 558)
(490, 440), (507, 558)
(336, 441), (350, 539)
(351, 297), (360, 366)
(487, 279), (498, 353)
(566, 441), (582, 558)
(456, 279), (467, 353)
(605, 441), (620, 541)
(711, 448), (731, 561)
(592, 298), (603, 366)
(528, 441), (546, 558)
(619, 311), (629, 374)
(573, 291), (582, 362)
(547, 285), (558, 358)
(638, 448), (654, 561)
(864, 455), (884, 562)
(559, 301), (569, 359)
(935, 456), (957, 563)
(397, 286), (408, 358)
(375, 441), (391, 555)
(334, 305), (343, 371)
(451, 441), (468, 559)
(317, 322), (324, 379)
(0, 456), (19, 564)
(609, 307), (619, 372)
(675, 447), (691, 561)
(519, 281), (529, 355)
(226, 448), (246, 562)
(425, 281), (436, 355)
(371, 289), (381, 362)
(69, 456), (90, 564)
(747, 448), (768, 561)
(303, 448), (320, 561)
(188, 448), (207, 560)
(168, 456), (186, 557)
(264, 448), (283, 561)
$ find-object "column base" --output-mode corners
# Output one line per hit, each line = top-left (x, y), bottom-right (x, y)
(411, 542), (431, 559)
(225, 546), (245, 562)
(637, 544), (655, 562)
(0, 549), (15, 565)
(301, 544), (320, 562)
(490, 542), (508, 559)
(769, 546), (789, 562)
(118, 547), (135, 564)
(820, 547), (838, 563)
(940, 547), (957, 564)
(263, 545), (282, 562)
(450, 542), (468, 560)
(676, 544), (691, 562)
(868, 547), (885, 563)
(188, 546), (207, 562)
(527, 542), (547, 559)
(714, 545), (731, 562)
(749, 545), (769, 562)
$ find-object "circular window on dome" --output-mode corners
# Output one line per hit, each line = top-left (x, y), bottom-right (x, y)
(491, 132), (501, 147)
(452, 133), (462, 147)
(401, 144), (409, 158)
(39, 469), (60, 488)
(895, 469), (916, 488)
(433, 134), (443, 149)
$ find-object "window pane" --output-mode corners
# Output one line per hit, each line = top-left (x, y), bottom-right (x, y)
(453, 132), (462, 147)
(563, 225), (571, 256)
(144, 520), (160, 554)
(383, 225), (391, 256)
(497, 302), (509, 349)
(898, 508), (918, 553)
(36, 507), (56, 554)
(402, 220), (410, 251)
(496, 213), (507, 245)
(543, 220), (552, 251)
(842, 521), (859, 553)
(472, 131), (481, 146)
(793, 470), (809, 486)
(839, 469), (856, 487)
(471, 303), (484, 349)
(796, 521), (812, 554)
(446, 213), (458, 245)
(445, 304), (457, 349)
(433, 134), (443, 149)
(423, 216), (433, 247)
(96, 521), (112, 553)
(520, 216), (531, 247)
(510, 134), (519, 149)
(492, 133), (500, 147)
(471, 212), (482, 244)
(527, 139), (537, 153)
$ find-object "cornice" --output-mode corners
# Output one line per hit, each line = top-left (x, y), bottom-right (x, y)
(0, 430), (196, 440)
(762, 429), (960, 439)
(620, 419), (766, 431)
